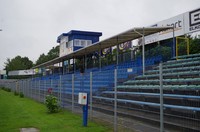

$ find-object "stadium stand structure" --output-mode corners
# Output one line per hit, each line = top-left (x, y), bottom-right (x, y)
(3, 7), (200, 131)
(93, 53), (200, 131)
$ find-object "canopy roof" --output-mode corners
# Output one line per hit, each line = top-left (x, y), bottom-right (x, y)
(33, 27), (172, 68)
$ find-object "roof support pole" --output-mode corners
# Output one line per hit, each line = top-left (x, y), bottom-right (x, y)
(116, 37), (119, 69)
(85, 54), (87, 71)
(92, 52), (95, 68)
(142, 30), (145, 75)
(67, 59), (70, 73)
(73, 57), (75, 73)
(52, 64), (54, 75)
(99, 45), (101, 71)
(134, 28), (145, 75)
(59, 62), (61, 75)
(172, 25), (176, 58)
(62, 60), (64, 75)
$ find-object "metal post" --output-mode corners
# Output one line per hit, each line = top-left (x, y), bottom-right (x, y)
(59, 75), (62, 105)
(44, 80), (46, 103)
(83, 101), (88, 127)
(67, 59), (70, 73)
(72, 74), (74, 112)
(27, 80), (29, 97)
(23, 80), (25, 95)
(29, 79), (33, 98)
(134, 28), (145, 75)
(15, 81), (17, 93)
(35, 79), (37, 100)
(73, 57), (76, 73)
(21, 80), (22, 94)
(99, 45), (101, 71)
(23, 80), (25, 96)
(30, 80), (32, 99)
(21, 80), (23, 94)
(39, 80), (40, 102)
(51, 78), (53, 93)
(159, 63), (164, 132)
(116, 42), (119, 69)
(25, 80), (27, 96)
(172, 25), (176, 58)
(22, 80), (24, 93)
(31, 80), (33, 99)
(142, 28), (145, 75)
(176, 37), (178, 60)
(85, 54), (87, 71)
(89, 72), (93, 120)
(186, 35), (190, 55)
(114, 69), (118, 132)
(62, 61), (65, 75)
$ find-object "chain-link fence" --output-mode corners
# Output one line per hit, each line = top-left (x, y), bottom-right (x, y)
(1, 53), (200, 132)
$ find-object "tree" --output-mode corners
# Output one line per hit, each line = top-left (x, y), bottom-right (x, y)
(4, 55), (33, 71)
(35, 53), (48, 65)
(47, 45), (59, 60)
(189, 35), (200, 54)
(35, 45), (59, 65)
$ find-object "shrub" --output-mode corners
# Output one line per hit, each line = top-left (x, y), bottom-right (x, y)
(2, 87), (11, 92)
(45, 94), (59, 113)
(14, 91), (19, 96)
(6, 88), (11, 92)
(19, 92), (24, 98)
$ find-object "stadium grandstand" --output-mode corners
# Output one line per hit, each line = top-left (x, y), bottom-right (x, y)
(2, 7), (200, 131)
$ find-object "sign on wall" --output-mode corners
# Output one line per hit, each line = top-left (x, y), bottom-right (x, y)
(0, 70), (6, 75)
(8, 69), (35, 76)
(143, 7), (200, 45)
(185, 8), (200, 33)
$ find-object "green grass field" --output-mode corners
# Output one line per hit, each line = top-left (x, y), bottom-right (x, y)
(0, 89), (112, 132)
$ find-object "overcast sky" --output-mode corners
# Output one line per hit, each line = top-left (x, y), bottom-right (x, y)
(0, 0), (200, 70)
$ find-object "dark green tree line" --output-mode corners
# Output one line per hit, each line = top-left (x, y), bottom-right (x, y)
(35, 45), (59, 65)
(4, 56), (33, 72)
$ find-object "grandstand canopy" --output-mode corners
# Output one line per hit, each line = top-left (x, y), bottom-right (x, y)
(33, 27), (172, 68)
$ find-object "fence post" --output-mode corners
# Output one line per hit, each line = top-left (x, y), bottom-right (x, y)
(28, 80), (30, 97)
(89, 72), (93, 120)
(26, 80), (28, 97)
(22, 80), (24, 94)
(19, 81), (21, 93)
(30, 80), (32, 98)
(44, 80), (46, 103)
(114, 69), (118, 132)
(23, 80), (25, 95)
(51, 78), (53, 92)
(15, 81), (17, 93)
(59, 75), (62, 106)
(72, 74), (74, 113)
(159, 62), (164, 132)
(39, 80), (40, 102)
(25, 80), (27, 95)
(35, 79), (37, 100)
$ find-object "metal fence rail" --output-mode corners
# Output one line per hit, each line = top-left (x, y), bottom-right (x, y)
(1, 60), (200, 131)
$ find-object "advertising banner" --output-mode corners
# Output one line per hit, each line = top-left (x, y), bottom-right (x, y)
(119, 41), (132, 51)
(0, 70), (6, 75)
(142, 7), (200, 45)
(184, 8), (200, 33)
(144, 14), (185, 45)
(8, 69), (35, 76)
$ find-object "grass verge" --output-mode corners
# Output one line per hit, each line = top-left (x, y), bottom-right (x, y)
(0, 89), (112, 132)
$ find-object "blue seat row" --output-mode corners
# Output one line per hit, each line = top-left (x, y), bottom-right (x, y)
(93, 96), (200, 111)
(102, 91), (200, 99)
